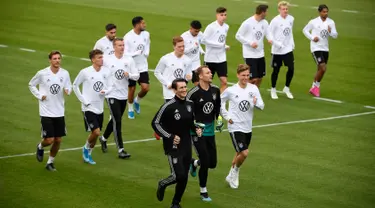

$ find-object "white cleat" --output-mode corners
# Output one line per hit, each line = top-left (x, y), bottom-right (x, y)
(225, 167), (234, 186)
(283, 87), (294, 99)
(230, 169), (239, 189)
(271, 88), (278, 99)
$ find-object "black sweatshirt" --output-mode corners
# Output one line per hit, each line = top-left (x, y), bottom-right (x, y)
(151, 96), (195, 155)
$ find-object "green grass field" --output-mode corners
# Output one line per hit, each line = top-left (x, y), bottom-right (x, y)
(0, 0), (375, 207)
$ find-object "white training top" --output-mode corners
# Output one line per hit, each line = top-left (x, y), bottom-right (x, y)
(268, 14), (295, 55)
(93, 36), (114, 55)
(181, 30), (205, 65)
(124, 29), (150, 73)
(201, 20), (229, 63)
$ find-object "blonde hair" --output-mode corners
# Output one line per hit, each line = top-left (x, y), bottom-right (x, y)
(278, 1), (289, 8)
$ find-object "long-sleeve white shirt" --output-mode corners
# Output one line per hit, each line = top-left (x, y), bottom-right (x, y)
(93, 36), (114, 55)
(201, 21), (229, 63)
(73, 66), (110, 114)
(154, 52), (192, 99)
(268, 14), (295, 55)
(236, 16), (270, 59)
(28, 67), (72, 117)
(302, 16), (338, 52)
(124, 29), (150, 73)
(103, 54), (139, 100)
(220, 83), (264, 133)
(181, 30), (205, 65)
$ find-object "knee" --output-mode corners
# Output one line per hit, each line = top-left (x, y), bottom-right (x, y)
(142, 85), (150, 93)
(220, 77), (227, 85)
(287, 65), (294, 72)
(92, 129), (101, 137)
(199, 157), (209, 169)
(241, 149), (249, 158)
(44, 138), (54, 145)
(209, 160), (217, 169)
(176, 172), (188, 182)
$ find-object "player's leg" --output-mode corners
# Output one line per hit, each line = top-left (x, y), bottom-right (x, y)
(171, 149), (191, 207)
(45, 117), (66, 171)
(256, 57), (266, 87)
(270, 54), (282, 99)
(283, 52), (294, 99)
(82, 111), (102, 164)
(157, 154), (181, 202)
(247, 58), (260, 87)
(109, 98), (130, 159)
(37, 117), (55, 163)
(134, 72), (150, 114)
(100, 98), (114, 153)
(127, 80), (136, 119)
(217, 62), (228, 93)
(310, 51), (326, 97)
(206, 62), (217, 81)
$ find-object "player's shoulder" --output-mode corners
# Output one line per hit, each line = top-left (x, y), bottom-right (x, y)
(288, 14), (295, 20)
(327, 17), (335, 24)
(181, 31), (189, 38)
(246, 83), (259, 91)
(224, 22), (229, 28)
(36, 67), (50, 76)
(210, 84), (220, 91)
(187, 85), (200, 96)
(97, 36), (107, 42)
(186, 99), (194, 105)
(183, 54), (192, 62)
(124, 29), (133, 37)
(261, 18), (269, 25)
(142, 30), (150, 37)
(59, 67), (70, 76)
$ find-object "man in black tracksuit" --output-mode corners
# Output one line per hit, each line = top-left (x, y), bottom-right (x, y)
(151, 78), (202, 208)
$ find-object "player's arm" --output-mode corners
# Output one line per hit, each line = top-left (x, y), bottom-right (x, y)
(28, 71), (44, 100)
(220, 88), (231, 121)
(128, 58), (140, 81)
(235, 22), (252, 45)
(101, 69), (114, 95)
(72, 70), (89, 106)
(328, 21), (338, 39)
(93, 40), (102, 51)
(124, 35), (142, 57)
(201, 25), (224, 48)
(64, 71), (72, 95)
(291, 18), (296, 49)
(151, 104), (174, 139)
(144, 33), (151, 57)
(198, 32), (205, 54)
(215, 88), (221, 119)
(253, 87), (265, 110)
(183, 36), (196, 54)
(154, 56), (171, 88)
(185, 61), (192, 81)
(268, 19), (283, 48)
(302, 20), (314, 41)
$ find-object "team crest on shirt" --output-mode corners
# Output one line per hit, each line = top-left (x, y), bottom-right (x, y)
(255, 31), (263, 40)
(203, 102), (214, 114)
(174, 68), (184, 78)
(50, 84), (61, 95)
(89, 123), (94, 128)
(212, 93), (216, 101)
(283, 28), (291, 36)
(238, 100), (250, 112)
(93, 81), (104, 92)
(218, 34), (225, 43)
(115, 69), (125, 80)
(320, 29), (329, 39)
(249, 92), (254, 98)
(317, 57), (322, 62)
(137, 44), (145, 51)
(239, 143), (244, 148)
(193, 136), (198, 142)
(186, 105), (192, 112)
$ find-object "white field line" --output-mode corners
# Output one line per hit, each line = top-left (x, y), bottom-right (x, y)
(19, 48), (36, 52)
(313, 97), (343, 104)
(0, 111), (374, 160)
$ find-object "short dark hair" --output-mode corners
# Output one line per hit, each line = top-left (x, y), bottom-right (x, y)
(113, 37), (123, 46)
(237, 64), (250, 74)
(173, 36), (184, 46)
(89, 49), (103, 60)
(216, 7), (227, 13)
(190, 20), (202, 29)
(196, 65), (209, 75)
(48, 50), (62, 59)
(132, 16), (144, 27)
(318, 4), (329, 12)
(105, 23), (116, 31)
(256, 4), (268, 15)
(171, 78), (187, 90)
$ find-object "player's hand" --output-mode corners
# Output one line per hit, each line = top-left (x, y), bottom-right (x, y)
(100, 90), (106, 95)
(186, 74), (192, 80)
(41, 95), (47, 101)
(228, 119), (234, 124)
(215, 115), (224, 132)
(124, 72), (129, 78)
(195, 42), (198, 46)
(268, 40), (273, 45)
(328, 25), (332, 33)
(225, 45), (230, 50)
(253, 96), (257, 105)
(173, 135), (180, 145)
(167, 85), (172, 89)
(251, 42), (258, 49)
(195, 128), (203, 137)
(313, 37), (319, 42)
(64, 89), (70, 95)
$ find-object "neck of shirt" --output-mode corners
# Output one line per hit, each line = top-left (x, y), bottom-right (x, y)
(254, 15), (262, 22)
(320, 16), (327, 22)
(115, 52), (123, 59)
(175, 95), (185, 102)
(133, 28), (141, 35)
(199, 82), (210, 91)
(49, 66), (60, 74)
(238, 82), (247, 89)
(92, 65), (101, 71)
(216, 20), (224, 26)
(174, 52), (183, 58)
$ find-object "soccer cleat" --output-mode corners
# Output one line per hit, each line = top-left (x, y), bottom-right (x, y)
(283, 87), (294, 99)
(99, 136), (108, 153)
(134, 102), (140, 114)
(230, 169), (240, 189)
(225, 170), (233, 186)
(200, 192), (212, 202)
(82, 146), (89, 162)
(270, 88), (278, 99)
(189, 163), (197, 177)
(170, 204), (181, 208)
(128, 111), (135, 119)
(85, 155), (96, 165)
(156, 181), (166, 201)
(36, 145), (44, 162)
(118, 150), (131, 159)
(45, 163), (57, 171)
(309, 86), (320, 97)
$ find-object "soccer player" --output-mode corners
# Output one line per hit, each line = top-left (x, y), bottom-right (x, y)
(181, 20), (205, 86)
(303, 4), (338, 97)
(268, 1), (295, 99)
(201, 7), (230, 93)
(29, 50), (72, 171)
(99, 38), (139, 158)
(154, 36), (192, 102)
(151, 78), (203, 208)
(235, 4), (270, 88)
(73, 49), (110, 165)
(186, 66), (222, 201)
(221, 64), (265, 189)
(124, 16), (151, 119)
(93, 23), (117, 55)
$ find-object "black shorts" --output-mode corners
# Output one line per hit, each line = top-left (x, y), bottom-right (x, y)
(271, 52), (294, 68)
(128, 71), (150, 87)
(192, 71), (199, 83)
(229, 131), (252, 152)
(245, 57), (266, 79)
(40, 116), (66, 138)
(312, 51), (329, 65)
(205, 61), (227, 78)
(83, 111), (104, 132)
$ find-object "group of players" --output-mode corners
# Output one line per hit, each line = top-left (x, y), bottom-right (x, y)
(28, 2), (338, 208)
